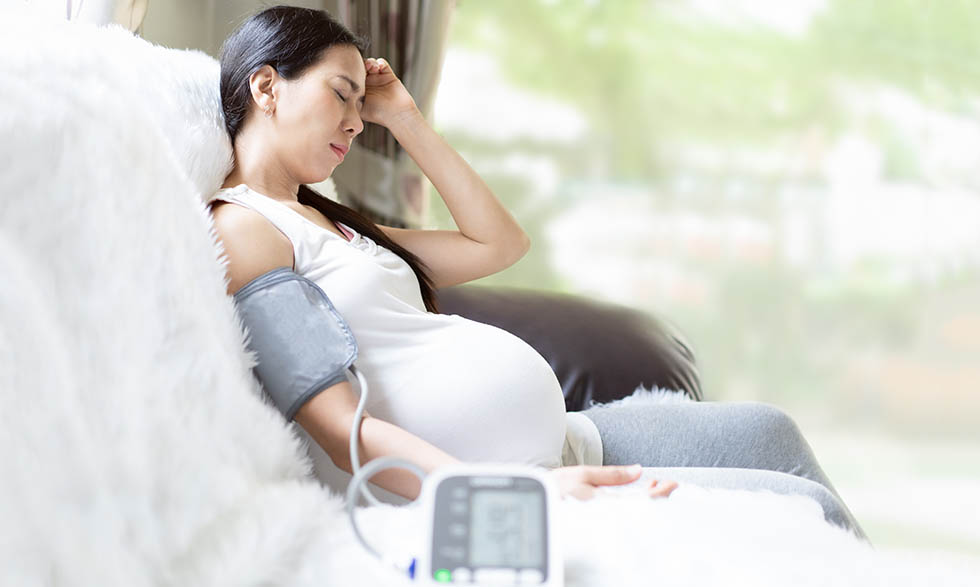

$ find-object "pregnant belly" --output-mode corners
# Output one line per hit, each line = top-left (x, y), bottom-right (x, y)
(363, 317), (568, 468)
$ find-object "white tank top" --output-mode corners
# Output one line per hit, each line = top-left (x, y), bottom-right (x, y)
(211, 184), (601, 502)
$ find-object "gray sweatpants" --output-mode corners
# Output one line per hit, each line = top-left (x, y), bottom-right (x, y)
(579, 400), (868, 541)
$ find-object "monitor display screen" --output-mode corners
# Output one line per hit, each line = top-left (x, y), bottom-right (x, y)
(468, 489), (545, 568)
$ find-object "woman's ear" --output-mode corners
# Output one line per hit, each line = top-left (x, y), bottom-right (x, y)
(248, 64), (279, 113)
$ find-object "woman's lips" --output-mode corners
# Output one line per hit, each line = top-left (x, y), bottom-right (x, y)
(330, 144), (346, 161)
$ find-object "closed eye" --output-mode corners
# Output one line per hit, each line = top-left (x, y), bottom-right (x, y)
(334, 89), (347, 103)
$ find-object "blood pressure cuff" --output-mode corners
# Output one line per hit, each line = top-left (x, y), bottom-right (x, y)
(232, 266), (358, 422)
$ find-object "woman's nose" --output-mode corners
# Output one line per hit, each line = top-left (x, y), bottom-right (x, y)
(346, 112), (364, 137)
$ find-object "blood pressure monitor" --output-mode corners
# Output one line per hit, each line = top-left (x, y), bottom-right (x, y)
(417, 464), (562, 586)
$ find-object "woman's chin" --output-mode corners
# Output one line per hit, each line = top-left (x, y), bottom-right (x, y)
(313, 163), (339, 183)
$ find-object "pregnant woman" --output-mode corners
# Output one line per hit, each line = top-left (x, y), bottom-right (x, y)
(209, 5), (865, 540)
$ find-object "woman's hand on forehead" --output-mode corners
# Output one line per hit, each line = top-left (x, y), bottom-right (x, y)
(360, 56), (420, 127)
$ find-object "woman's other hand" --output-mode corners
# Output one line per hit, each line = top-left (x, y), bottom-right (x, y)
(548, 465), (678, 501)
(361, 57), (419, 128)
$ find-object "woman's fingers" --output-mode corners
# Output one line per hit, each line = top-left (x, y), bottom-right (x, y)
(553, 466), (679, 502)
(364, 57), (390, 73)
(581, 464), (643, 486)
(648, 480), (678, 498)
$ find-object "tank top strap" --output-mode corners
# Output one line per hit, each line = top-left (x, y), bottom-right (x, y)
(210, 184), (307, 245)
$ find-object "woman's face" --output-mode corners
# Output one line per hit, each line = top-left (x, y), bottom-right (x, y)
(269, 44), (366, 184)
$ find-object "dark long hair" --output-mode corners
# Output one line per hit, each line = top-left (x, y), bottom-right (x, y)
(218, 4), (439, 313)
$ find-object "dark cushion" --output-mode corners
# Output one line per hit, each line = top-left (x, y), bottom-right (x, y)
(436, 285), (702, 411)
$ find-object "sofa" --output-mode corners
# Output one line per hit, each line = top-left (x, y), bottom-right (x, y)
(5, 8), (970, 586)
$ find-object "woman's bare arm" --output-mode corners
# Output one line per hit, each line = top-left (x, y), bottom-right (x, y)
(360, 58), (530, 289)
(375, 109), (530, 289)
(294, 383), (679, 502)
(293, 380), (461, 500)
(295, 387), (678, 503)
(210, 201), (295, 290)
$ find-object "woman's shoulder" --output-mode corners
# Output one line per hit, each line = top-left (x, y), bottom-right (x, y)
(209, 201), (295, 294)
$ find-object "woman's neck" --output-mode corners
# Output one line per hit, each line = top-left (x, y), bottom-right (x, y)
(224, 131), (300, 202)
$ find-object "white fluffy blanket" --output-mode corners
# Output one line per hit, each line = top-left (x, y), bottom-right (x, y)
(1, 6), (977, 586)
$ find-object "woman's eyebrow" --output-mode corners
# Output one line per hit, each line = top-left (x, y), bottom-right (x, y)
(334, 74), (365, 97)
